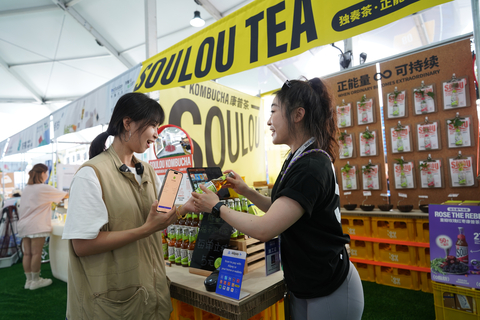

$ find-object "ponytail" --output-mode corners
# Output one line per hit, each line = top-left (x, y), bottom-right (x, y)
(89, 131), (111, 159)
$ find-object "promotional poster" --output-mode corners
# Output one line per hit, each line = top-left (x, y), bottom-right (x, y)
(430, 205), (480, 289)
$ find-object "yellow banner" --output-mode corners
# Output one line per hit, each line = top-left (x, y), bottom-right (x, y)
(135, 0), (450, 92)
(158, 81), (265, 186)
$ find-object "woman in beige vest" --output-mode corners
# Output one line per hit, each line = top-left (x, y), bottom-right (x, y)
(63, 92), (195, 319)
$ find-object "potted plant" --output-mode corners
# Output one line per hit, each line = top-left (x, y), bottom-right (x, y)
(359, 95), (368, 123)
(339, 131), (350, 157)
(394, 123), (406, 152)
(361, 129), (374, 155)
(447, 116), (464, 146)
(414, 87), (435, 113)
(339, 104), (347, 127)
(395, 158), (408, 188)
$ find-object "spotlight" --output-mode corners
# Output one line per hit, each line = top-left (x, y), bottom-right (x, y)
(190, 10), (205, 27)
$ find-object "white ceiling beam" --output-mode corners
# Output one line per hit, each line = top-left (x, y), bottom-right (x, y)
(0, 55), (43, 103)
(9, 54), (111, 67)
(52, 0), (133, 69)
(195, 0), (223, 20)
(0, 97), (78, 104)
(65, 0), (84, 7)
(266, 64), (288, 83)
(0, 5), (57, 17)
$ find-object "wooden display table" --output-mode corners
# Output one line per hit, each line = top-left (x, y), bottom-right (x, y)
(166, 265), (285, 320)
(341, 208), (428, 219)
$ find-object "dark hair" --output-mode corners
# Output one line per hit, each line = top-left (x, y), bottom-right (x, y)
(28, 163), (48, 185)
(89, 92), (165, 159)
(275, 77), (338, 162)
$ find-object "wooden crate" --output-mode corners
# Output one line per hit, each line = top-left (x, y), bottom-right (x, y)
(230, 237), (265, 274)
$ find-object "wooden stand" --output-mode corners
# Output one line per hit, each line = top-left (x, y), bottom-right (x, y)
(230, 237), (265, 274)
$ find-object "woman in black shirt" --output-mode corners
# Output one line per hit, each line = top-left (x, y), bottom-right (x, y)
(192, 78), (364, 319)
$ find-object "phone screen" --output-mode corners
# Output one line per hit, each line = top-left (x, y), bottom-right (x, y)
(157, 170), (183, 213)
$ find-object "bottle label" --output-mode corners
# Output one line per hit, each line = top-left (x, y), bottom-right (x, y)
(168, 246), (175, 261)
(175, 247), (182, 263)
(195, 181), (216, 194)
(456, 245), (468, 263)
(181, 248), (188, 265)
(162, 243), (168, 257)
(188, 249), (194, 266)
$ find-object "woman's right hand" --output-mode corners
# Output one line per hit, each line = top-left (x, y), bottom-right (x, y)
(223, 170), (249, 195)
(144, 201), (178, 235)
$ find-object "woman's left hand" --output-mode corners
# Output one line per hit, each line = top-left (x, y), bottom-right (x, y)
(190, 184), (219, 213)
(182, 196), (196, 214)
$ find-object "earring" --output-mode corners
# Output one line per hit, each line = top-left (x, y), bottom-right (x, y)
(124, 131), (132, 142)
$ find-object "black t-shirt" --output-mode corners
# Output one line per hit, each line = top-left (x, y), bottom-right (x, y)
(271, 147), (350, 299)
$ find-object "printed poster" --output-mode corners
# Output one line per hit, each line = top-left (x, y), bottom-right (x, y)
(413, 85), (435, 114)
(342, 166), (357, 190)
(337, 104), (352, 128)
(417, 122), (439, 151)
(393, 162), (414, 189)
(387, 90), (406, 118)
(4, 117), (50, 156)
(390, 126), (411, 153)
(339, 134), (354, 159)
(357, 98), (374, 125)
(419, 160), (442, 188)
(449, 157), (476, 187)
(430, 205), (480, 289)
(362, 165), (380, 190)
(359, 131), (376, 157)
(447, 117), (471, 148)
(443, 78), (468, 109)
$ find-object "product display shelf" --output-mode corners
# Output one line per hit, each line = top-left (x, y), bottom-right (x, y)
(167, 263), (285, 320)
(433, 281), (480, 319)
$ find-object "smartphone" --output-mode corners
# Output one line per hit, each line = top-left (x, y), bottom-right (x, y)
(157, 169), (183, 213)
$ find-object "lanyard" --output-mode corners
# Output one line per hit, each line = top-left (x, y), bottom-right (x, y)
(280, 137), (315, 176)
(280, 137), (332, 183)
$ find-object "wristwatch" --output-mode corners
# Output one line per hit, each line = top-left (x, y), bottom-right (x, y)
(211, 202), (225, 218)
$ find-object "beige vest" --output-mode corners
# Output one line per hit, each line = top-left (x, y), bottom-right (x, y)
(66, 147), (172, 320)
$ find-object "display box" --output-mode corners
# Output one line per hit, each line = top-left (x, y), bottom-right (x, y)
(443, 292), (457, 309)
(415, 219), (430, 243)
(433, 281), (480, 320)
(349, 240), (373, 260)
(371, 217), (416, 241)
(429, 205), (480, 289)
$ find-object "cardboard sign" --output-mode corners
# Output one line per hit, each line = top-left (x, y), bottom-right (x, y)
(265, 238), (281, 276)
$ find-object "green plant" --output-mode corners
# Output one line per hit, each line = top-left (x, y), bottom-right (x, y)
(395, 158), (405, 169)
(341, 163), (352, 174)
(362, 163), (374, 175)
(414, 88), (435, 99)
(447, 117), (464, 128)
(362, 130), (374, 140)
(338, 131), (349, 142)
(451, 82), (459, 90)
(419, 162), (429, 171)
(359, 95), (367, 109)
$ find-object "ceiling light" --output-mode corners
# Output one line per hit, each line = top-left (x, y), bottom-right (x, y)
(190, 10), (205, 27)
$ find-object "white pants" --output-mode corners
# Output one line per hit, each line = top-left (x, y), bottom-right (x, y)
(290, 261), (364, 320)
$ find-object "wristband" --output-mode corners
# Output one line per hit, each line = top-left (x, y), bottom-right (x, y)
(175, 205), (183, 219)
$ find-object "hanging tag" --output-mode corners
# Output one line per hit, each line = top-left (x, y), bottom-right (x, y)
(380, 193), (389, 197)
(399, 193), (408, 198)
(363, 191), (372, 196)
(448, 194), (459, 198)
(418, 195), (429, 199)
(344, 192), (352, 195)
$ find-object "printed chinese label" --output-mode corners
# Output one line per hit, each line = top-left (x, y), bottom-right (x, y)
(417, 123), (439, 151)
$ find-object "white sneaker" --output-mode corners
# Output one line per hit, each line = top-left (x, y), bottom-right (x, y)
(24, 280), (32, 289)
(29, 278), (53, 290)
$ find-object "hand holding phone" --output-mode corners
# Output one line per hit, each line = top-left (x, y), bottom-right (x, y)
(157, 169), (183, 213)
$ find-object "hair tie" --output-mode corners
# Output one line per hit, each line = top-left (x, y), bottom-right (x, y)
(106, 129), (114, 136)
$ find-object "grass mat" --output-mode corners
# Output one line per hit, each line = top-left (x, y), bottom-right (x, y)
(0, 261), (435, 319)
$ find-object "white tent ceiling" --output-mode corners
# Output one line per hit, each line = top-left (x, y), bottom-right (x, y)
(0, 0), (476, 145)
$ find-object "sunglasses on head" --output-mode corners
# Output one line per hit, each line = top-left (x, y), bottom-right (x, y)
(282, 80), (291, 91)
